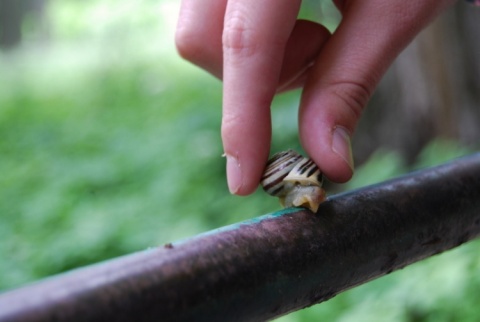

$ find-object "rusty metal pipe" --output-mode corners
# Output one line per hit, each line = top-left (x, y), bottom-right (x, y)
(1, 154), (480, 322)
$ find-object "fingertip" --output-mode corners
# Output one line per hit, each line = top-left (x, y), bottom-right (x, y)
(221, 107), (271, 196)
(225, 152), (266, 196)
(308, 144), (354, 184)
(231, 179), (261, 196)
(301, 120), (355, 184)
(222, 118), (270, 196)
(325, 161), (354, 183)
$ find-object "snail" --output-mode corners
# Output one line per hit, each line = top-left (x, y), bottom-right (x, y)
(260, 150), (326, 212)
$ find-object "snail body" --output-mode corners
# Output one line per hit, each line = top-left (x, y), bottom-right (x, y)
(260, 150), (325, 212)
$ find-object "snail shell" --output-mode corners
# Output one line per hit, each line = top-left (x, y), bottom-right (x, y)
(261, 150), (325, 212)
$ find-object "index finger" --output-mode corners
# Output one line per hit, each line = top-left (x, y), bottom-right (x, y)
(222, 0), (302, 195)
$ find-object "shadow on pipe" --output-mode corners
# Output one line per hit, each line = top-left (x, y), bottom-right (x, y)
(1, 154), (480, 322)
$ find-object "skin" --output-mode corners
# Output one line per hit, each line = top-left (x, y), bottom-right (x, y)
(176, 0), (458, 195)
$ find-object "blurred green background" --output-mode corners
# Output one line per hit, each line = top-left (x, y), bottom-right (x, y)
(1, 0), (479, 321)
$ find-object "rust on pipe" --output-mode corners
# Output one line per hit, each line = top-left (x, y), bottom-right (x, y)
(1, 153), (480, 322)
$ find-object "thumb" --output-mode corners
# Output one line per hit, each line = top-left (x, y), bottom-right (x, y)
(299, 0), (455, 183)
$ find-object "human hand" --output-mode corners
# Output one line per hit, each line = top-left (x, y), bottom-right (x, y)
(176, 0), (457, 195)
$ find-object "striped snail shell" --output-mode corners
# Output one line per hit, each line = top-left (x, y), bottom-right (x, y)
(261, 150), (326, 213)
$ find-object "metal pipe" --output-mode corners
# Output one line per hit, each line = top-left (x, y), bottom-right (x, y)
(1, 153), (480, 322)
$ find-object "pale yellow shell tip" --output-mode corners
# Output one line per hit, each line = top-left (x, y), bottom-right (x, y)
(283, 189), (326, 213)
(294, 195), (324, 213)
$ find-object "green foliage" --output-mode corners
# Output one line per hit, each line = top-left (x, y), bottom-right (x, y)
(1, 1), (479, 322)
(0, 48), (283, 289)
(0, 0), (285, 290)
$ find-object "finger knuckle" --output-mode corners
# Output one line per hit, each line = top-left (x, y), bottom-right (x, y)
(222, 12), (258, 59)
(175, 24), (206, 62)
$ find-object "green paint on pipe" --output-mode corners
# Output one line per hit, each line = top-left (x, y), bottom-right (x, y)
(172, 207), (303, 246)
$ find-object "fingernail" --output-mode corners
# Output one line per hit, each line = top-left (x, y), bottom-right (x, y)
(225, 154), (242, 194)
(332, 126), (354, 172)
